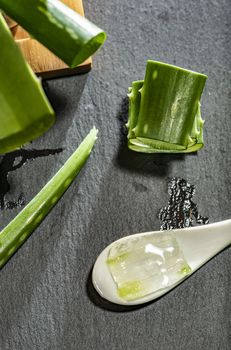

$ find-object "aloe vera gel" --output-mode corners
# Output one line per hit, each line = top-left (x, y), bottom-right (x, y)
(107, 232), (191, 301)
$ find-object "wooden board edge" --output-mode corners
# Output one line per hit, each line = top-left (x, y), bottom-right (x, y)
(39, 59), (92, 79)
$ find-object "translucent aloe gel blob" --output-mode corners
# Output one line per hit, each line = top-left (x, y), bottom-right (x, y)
(107, 232), (191, 301)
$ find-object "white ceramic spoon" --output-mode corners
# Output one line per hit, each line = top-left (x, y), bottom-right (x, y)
(92, 219), (231, 306)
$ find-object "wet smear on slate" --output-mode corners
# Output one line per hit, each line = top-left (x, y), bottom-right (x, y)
(0, 148), (63, 210)
(159, 177), (209, 230)
(5, 192), (25, 210)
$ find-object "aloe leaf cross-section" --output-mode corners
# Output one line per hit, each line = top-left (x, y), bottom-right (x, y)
(0, 14), (55, 154)
(0, 0), (106, 68)
(127, 61), (207, 153)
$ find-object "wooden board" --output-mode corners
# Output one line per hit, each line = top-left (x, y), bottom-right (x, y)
(12, 0), (92, 79)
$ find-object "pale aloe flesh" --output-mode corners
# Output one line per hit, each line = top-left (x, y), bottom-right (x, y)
(107, 232), (191, 301)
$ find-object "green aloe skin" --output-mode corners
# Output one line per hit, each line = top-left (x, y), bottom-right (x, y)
(127, 61), (207, 153)
(0, 128), (98, 269)
(0, 0), (106, 67)
(0, 13), (55, 154)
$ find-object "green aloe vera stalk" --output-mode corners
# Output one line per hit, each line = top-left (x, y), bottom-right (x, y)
(0, 0), (106, 68)
(0, 14), (55, 154)
(127, 61), (207, 153)
(0, 127), (98, 268)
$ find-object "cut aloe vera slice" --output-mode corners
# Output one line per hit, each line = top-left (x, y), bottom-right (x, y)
(0, 0), (106, 67)
(0, 14), (55, 154)
(127, 61), (207, 153)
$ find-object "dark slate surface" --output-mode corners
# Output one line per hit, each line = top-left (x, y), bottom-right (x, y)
(0, 0), (230, 349)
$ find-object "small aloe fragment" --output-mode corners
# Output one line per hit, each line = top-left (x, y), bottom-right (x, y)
(127, 61), (207, 153)
(0, 128), (98, 268)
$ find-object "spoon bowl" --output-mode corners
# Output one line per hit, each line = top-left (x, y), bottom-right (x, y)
(92, 219), (231, 306)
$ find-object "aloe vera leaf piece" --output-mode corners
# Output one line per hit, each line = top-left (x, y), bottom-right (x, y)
(0, 14), (55, 154)
(127, 61), (207, 153)
(135, 61), (207, 146)
(0, 0), (106, 68)
(128, 95), (204, 153)
(0, 127), (98, 269)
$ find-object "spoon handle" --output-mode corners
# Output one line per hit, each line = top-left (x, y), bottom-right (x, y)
(176, 219), (231, 270)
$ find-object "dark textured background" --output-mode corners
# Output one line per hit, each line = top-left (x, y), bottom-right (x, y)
(0, 0), (230, 349)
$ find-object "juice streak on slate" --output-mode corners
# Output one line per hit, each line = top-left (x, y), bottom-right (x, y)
(0, 148), (63, 209)
(159, 177), (209, 230)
